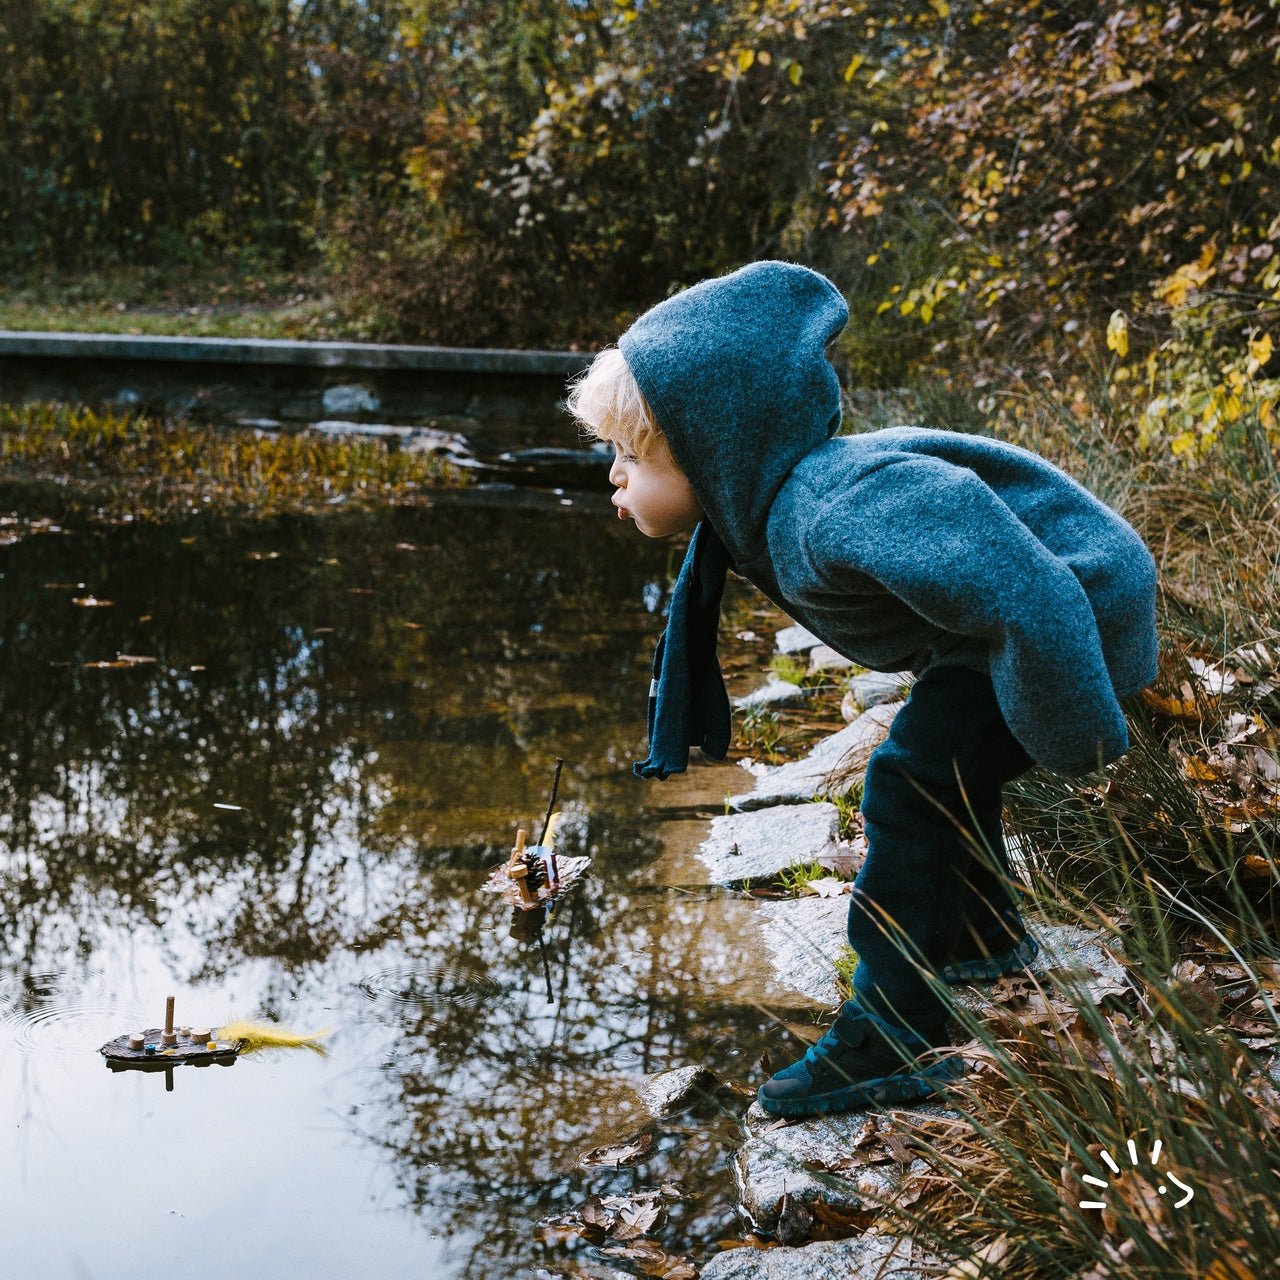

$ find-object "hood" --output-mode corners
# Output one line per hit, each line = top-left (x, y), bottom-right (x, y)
(618, 260), (848, 566)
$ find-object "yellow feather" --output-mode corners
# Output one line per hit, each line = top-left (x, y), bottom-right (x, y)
(542, 811), (562, 850)
(214, 1019), (331, 1056)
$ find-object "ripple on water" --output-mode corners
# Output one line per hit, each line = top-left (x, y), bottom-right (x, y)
(2, 1003), (148, 1060)
(356, 965), (503, 1010)
(0, 970), (110, 1015)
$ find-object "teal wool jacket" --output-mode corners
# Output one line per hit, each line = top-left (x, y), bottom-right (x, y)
(618, 260), (1158, 778)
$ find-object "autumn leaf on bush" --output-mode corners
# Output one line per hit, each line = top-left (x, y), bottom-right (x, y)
(1106, 311), (1129, 358)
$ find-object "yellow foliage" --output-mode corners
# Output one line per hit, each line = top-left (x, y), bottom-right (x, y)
(1106, 310), (1129, 358)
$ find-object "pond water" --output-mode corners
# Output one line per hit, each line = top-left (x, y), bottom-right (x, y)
(0, 481), (801, 1279)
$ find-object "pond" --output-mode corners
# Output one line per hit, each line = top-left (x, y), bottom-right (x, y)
(0, 479), (799, 1279)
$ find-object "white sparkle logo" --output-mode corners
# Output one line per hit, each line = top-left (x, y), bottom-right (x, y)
(1078, 1138), (1194, 1211)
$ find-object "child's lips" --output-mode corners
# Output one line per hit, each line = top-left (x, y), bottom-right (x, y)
(616, 503), (629, 520)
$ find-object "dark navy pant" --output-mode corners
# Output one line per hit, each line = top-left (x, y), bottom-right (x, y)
(849, 664), (1034, 1044)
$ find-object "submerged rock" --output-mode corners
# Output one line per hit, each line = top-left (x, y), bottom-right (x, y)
(635, 1065), (719, 1118)
(727, 703), (902, 812)
(697, 804), (841, 884)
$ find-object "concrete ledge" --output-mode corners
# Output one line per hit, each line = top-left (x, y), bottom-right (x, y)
(0, 330), (588, 376)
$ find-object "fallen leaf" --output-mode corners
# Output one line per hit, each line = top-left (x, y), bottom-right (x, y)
(805, 876), (852, 897)
(580, 1133), (654, 1168)
(601, 1240), (697, 1279)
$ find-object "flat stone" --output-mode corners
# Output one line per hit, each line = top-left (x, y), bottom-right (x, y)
(757, 895), (851, 1005)
(841, 672), (912, 721)
(728, 703), (902, 812)
(808, 644), (855, 675)
(697, 804), (841, 884)
(701, 1233), (944, 1280)
(734, 677), (811, 711)
(946, 920), (1133, 1029)
(775, 624), (821, 655)
(634, 1065), (719, 1118)
(736, 1099), (960, 1234)
(753, 894), (1131, 1024)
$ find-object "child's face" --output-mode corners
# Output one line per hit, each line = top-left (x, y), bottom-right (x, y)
(608, 442), (704, 538)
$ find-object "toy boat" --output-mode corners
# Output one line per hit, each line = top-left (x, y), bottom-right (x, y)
(482, 759), (591, 910)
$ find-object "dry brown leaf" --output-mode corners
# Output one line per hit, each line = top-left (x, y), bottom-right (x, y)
(601, 1239), (697, 1279)
(580, 1133), (654, 1168)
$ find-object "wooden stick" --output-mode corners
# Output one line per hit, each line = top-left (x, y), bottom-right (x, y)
(161, 995), (177, 1047)
(508, 827), (528, 867)
(537, 758), (564, 846)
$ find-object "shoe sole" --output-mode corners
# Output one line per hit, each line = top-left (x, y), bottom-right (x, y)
(941, 933), (1040, 984)
(756, 1054), (965, 1118)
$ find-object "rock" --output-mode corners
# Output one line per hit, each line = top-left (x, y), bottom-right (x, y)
(727, 703), (902, 812)
(697, 804), (841, 884)
(753, 893), (1132, 1022)
(841, 671), (912, 722)
(321, 383), (380, 415)
(807, 645), (855, 676)
(735, 1099), (960, 1234)
(757, 895), (851, 1004)
(635, 1065), (719, 1118)
(775, 624), (821, 655)
(734, 677), (811, 711)
(701, 1234), (944, 1280)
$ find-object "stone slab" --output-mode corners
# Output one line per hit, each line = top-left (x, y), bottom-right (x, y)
(752, 891), (1132, 1024)
(736, 1099), (960, 1234)
(701, 1233), (944, 1280)
(807, 644), (855, 675)
(734, 677), (812, 711)
(728, 703), (902, 812)
(757, 895), (851, 1006)
(697, 804), (841, 885)
(841, 671), (913, 721)
(774, 624), (821, 655)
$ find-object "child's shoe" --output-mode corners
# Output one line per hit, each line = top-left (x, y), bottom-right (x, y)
(940, 906), (1040, 984)
(757, 1002), (964, 1118)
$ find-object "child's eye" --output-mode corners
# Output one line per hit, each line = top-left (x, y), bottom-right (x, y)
(621, 452), (637, 464)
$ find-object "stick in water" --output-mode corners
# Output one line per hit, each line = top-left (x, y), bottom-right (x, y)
(537, 758), (564, 847)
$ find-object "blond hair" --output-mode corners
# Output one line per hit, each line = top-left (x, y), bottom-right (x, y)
(565, 347), (668, 459)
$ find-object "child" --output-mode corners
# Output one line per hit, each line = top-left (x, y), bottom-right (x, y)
(566, 260), (1158, 1118)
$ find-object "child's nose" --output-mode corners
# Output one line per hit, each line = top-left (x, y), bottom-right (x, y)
(608, 458), (625, 487)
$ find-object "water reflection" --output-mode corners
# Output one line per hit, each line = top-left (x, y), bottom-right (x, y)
(0, 485), (780, 1278)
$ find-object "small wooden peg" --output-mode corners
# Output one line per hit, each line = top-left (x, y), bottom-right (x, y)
(161, 995), (177, 1047)
(509, 827), (528, 865)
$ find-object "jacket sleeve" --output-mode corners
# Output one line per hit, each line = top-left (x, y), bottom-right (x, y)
(805, 457), (1129, 774)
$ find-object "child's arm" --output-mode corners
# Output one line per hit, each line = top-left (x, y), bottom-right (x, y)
(806, 457), (1150, 775)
